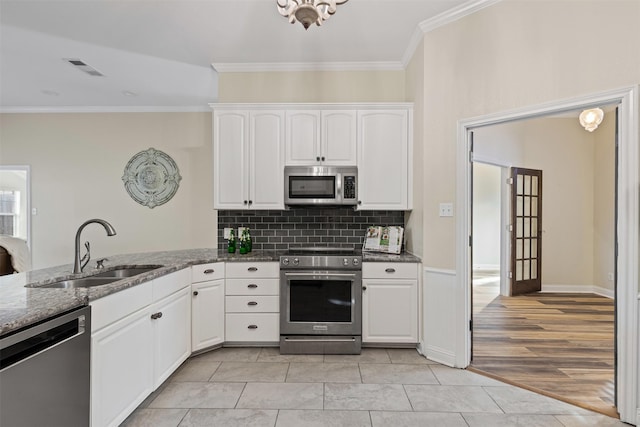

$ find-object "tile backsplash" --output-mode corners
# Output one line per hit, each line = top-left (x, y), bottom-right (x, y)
(217, 208), (405, 251)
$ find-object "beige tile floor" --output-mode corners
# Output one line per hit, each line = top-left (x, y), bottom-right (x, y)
(121, 347), (627, 427)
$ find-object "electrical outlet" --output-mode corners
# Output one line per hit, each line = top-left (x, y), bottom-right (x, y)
(237, 227), (246, 237)
(439, 203), (454, 217)
(223, 227), (232, 239)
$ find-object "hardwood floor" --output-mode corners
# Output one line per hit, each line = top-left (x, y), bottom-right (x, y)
(470, 277), (617, 418)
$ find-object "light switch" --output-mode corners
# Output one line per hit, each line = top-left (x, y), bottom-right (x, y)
(439, 203), (454, 217)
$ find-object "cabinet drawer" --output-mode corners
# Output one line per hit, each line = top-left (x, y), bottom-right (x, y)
(225, 262), (279, 278)
(225, 313), (279, 342)
(225, 278), (279, 295)
(362, 262), (418, 279)
(226, 295), (279, 313)
(192, 262), (225, 282)
(91, 281), (153, 332)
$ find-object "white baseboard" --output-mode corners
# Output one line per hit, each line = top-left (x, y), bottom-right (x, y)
(541, 284), (614, 299)
(424, 344), (456, 368)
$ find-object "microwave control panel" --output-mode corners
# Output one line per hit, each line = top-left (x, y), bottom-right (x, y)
(343, 176), (357, 200)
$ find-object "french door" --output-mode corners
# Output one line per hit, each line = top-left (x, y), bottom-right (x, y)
(510, 167), (543, 296)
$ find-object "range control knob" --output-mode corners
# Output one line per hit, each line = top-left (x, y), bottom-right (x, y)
(353, 258), (359, 266)
(282, 258), (289, 266)
(292, 258), (300, 266)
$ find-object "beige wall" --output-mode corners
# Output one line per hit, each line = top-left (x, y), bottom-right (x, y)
(594, 113), (616, 292)
(404, 39), (425, 257)
(218, 70), (405, 103)
(419, 0), (640, 269)
(0, 113), (216, 269)
(474, 114), (616, 289)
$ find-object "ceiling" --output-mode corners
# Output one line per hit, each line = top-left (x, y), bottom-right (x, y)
(0, 0), (486, 111)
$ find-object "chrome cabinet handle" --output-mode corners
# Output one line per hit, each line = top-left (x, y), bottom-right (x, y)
(150, 312), (163, 320)
(247, 324), (258, 329)
(385, 268), (396, 273)
(248, 267), (258, 272)
(247, 284), (258, 289)
(203, 269), (214, 274)
(247, 301), (258, 306)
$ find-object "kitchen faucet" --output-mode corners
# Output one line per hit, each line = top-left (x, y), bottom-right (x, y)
(73, 219), (117, 274)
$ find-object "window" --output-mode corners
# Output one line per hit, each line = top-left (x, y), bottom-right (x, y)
(0, 190), (20, 236)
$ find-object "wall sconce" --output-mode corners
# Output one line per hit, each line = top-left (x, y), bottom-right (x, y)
(579, 108), (604, 132)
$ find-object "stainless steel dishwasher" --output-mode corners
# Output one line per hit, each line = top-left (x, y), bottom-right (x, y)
(1, 306), (91, 427)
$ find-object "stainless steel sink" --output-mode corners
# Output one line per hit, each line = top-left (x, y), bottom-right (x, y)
(92, 265), (163, 278)
(28, 265), (163, 289)
(38, 277), (120, 289)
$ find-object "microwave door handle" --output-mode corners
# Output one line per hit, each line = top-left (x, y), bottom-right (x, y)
(336, 173), (342, 202)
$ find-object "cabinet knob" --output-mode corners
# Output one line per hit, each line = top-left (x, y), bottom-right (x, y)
(248, 200), (253, 205)
(362, 286), (367, 291)
(316, 156), (320, 162)
(247, 301), (258, 306)
(247, 324), (258, 329)
(193, 291), (199, 296)
(248, 284), (258, 289)
(385, 268), (396, 273)
(151, 312), (163, 320)
(358, 200), (362, 205)
(321, 156), (325, 161)
(203, 269), (214, 274)
(243, 200), (248, 205)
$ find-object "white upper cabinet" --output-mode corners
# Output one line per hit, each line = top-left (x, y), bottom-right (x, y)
(357, 109), (412, 210)
(321, 110), (357, 166)
(213, 109), (284, 209)
(285, 110), (357, 166)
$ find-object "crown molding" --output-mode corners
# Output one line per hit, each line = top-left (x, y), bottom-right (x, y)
(0, 105), (213, 114)
(211, 61), (405, 73)
(402, 0), (502, 67)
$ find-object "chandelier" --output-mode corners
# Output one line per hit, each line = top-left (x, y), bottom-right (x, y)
(277, 0), (349, 30)
(579, 108), (604, 132)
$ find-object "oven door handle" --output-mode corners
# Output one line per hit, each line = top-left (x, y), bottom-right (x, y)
(283, 272), (358, 281)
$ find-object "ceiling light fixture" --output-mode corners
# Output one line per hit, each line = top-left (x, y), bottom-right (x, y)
(277, 0), (349, 30)
(579, 108), (604, 132)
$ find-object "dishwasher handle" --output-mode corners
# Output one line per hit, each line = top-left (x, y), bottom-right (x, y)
(0, 307), (88, 371)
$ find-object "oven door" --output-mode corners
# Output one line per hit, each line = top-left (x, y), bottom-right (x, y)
(280, 271), (362, 336)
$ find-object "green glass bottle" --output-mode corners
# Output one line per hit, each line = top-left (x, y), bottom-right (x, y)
(228, 229), (236, 253)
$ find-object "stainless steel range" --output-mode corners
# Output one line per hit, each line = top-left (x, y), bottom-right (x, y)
(279, 248), (362, 355)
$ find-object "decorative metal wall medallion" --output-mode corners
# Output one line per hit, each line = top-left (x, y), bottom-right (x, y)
(122, 148), (182, 208)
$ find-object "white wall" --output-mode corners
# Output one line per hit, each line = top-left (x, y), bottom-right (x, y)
(472, 163), (501, 270)
(0, 113), (216, 269)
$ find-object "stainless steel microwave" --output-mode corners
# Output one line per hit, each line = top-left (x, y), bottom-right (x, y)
(284, 166), (358, 206)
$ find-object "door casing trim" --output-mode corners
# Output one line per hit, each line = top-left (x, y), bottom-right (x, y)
(455, 86), (639, 424)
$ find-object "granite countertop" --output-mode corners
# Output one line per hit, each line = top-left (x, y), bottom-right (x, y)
(0, 248), (420, 336)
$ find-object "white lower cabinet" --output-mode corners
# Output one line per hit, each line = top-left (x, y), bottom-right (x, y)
(362, 262), (419, 344)
(225, 262), (279, 343)
(90, 269), (191, 427)
(91, 305), (154, 427)
(152, 286), (191, 388)
(191, 262), (225, 352)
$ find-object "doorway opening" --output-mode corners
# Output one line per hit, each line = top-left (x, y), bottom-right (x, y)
(455, 86), (639, 424)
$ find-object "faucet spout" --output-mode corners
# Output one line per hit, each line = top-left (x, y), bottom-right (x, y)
(73, 219), (117, 274)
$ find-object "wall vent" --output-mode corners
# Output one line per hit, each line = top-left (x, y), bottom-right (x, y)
(64, 58), (104, 77)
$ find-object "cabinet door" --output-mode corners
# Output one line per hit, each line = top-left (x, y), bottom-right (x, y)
(250, 111), (285, 209)
(362, 279), (418, 343)
(152, 287), (191, 388)
(192, 279), (225, 352)
(91, 308), (154, 427)
(321, 110), (357, 165)
(213, 110), (249, 209)
(357, 110), (409, 210)
(285, 110), (321, 165)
